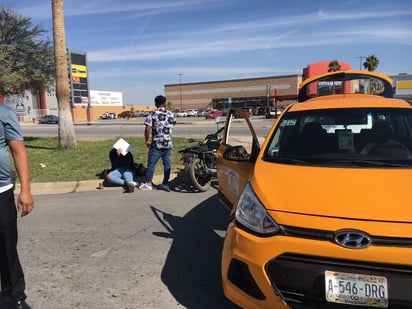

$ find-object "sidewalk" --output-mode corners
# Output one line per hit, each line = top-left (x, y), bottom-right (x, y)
(14, 173), (177, 195)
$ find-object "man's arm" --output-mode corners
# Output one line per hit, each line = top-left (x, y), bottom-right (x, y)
(144, 124), (151, 148)
(8, 140), (34, 217)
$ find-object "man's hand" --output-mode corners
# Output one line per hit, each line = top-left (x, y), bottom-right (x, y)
(145, 141), (151, 149)
(17, 190), (34, 217)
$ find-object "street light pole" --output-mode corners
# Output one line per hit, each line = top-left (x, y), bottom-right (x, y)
(178, 73), (183, 111)
(356, 56), (366, 70)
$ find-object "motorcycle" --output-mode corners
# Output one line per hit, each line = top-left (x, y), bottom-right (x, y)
(179, 127), (224, 191)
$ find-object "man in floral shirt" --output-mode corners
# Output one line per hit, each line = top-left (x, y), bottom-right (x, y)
(139, 95), (175, 191)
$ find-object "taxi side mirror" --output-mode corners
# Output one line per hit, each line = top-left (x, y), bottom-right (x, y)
(223, 145), (251, 161)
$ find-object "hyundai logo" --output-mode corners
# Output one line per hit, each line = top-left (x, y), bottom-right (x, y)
(334, 230), (371, 249)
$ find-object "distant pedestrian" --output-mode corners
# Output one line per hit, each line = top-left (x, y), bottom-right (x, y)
(0, 104), (34, 309)
(139, 95), (175, 191)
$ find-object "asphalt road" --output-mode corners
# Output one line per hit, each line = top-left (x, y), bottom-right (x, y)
(21, 116), (275, 141)
(7, 117), (274, 308)
(2, 176), (240, 309)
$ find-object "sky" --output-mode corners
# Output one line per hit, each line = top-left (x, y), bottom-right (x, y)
(2, 0), (412, 106)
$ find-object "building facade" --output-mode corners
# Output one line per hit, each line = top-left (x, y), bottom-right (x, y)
(165, 74), (302, 111)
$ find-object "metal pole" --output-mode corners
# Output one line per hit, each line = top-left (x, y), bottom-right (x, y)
(356, 56), (366, 70)
(178, 73), (183, 111)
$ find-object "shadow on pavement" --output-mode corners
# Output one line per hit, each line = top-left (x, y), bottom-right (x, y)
(150, 194), (240, 309)
(169, 170), (219, 194)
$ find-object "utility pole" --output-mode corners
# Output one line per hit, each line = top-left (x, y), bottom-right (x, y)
(178, 73), (183, 111)
(356, 56), (366, 70)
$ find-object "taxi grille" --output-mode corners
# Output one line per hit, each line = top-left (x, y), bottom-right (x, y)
(281, 225), (412, 248)
(265, 254), (412, 308)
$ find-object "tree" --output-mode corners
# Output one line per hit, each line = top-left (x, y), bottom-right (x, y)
(328, 60), (341, 72)
(363, 54), (379, 72)
(52, 0), (77, 148)
(0, 7), (54, 95)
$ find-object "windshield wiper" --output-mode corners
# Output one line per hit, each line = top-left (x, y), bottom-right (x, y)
(264, 156), (316, 165)
(265, 157), (412, 167)
(325, 159), (411, 168)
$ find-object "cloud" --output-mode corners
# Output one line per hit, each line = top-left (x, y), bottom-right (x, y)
(14, 0), (222, 18)
(90, 65), (295, 80)
(87, 20), (411, 63)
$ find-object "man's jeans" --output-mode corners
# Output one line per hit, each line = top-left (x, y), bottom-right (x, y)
(146, 147), (172, 184)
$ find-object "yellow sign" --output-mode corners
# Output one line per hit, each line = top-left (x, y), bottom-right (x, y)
(71, 64), (87, 78)
(396, 80), (412, 89)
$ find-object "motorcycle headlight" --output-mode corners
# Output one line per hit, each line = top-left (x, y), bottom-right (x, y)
(235, 183), (279, 235)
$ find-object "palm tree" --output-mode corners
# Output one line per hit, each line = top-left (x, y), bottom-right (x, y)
(363, 54), (380, 72)
(51, 0), (77, 148)
(328, 60), (341, 72)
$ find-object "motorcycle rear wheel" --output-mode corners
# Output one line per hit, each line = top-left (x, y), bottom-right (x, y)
(189, 157), (211, 192)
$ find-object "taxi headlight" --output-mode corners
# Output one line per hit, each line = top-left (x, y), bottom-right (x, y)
(235, 183), (279, 235)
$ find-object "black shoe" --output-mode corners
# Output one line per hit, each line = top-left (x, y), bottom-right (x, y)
(13, 300), (31, 309)
(157, 183), (170, 192)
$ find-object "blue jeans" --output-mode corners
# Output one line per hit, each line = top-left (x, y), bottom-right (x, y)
(146, 147), (172, 184)
(106, 167), (135, 186)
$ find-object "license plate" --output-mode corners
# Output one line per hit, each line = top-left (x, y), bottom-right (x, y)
(325, 270), (388, 307)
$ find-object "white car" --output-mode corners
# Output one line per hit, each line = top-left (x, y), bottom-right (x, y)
(184, 109), (197, 117)
(265, 106), (282, 119)
(175, 111), (187, 117)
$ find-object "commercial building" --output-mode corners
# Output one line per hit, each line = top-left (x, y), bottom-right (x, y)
(164, 61), (353, 111)
(165, 74), (302, 111)
(165, 61), (412, 111)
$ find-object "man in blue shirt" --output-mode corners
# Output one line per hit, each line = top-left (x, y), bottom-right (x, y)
(0, 104), (34, 309)
(139, 95), (175, 191)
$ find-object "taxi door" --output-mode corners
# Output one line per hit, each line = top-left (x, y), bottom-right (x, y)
(217, 108), (260, 211)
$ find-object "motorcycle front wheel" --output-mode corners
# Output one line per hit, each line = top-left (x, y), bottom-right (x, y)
(189, 157), (211, 192)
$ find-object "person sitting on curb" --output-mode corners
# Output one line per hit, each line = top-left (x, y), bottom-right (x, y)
(106, 148), (137, 192)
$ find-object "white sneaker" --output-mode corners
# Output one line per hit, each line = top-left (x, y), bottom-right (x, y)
(139, 182), (153, 190)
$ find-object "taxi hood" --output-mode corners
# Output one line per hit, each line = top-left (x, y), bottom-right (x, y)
(251, 162), (412, 223)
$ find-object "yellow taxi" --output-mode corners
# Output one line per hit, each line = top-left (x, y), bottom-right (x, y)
(217, 70), (412, 309)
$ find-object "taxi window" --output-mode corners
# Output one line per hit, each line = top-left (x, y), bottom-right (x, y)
(265, 108), (412, 164)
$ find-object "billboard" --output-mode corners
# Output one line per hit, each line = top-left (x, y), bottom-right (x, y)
(90, 90), (123, 106)
(68, 50), (90, 106)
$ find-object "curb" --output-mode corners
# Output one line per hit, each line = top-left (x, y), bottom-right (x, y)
(14, 173), (178, 195)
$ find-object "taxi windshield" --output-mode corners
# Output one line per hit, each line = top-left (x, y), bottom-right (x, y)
(264, 108), (412, 166)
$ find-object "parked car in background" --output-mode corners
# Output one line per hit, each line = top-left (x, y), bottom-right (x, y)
(39, 115), (59, 124)
(184, 109), (198, 117)
(265, 106), (282, 118)
(175, 110), (188, 117)
(205, 109), (223, 119)
(217, 71), (412, 309)
(134, 110), (146, 117)
(197, 108), (213, 117)
(99, 112), (116, 119)
(234, 107), (252, 118)
(117, 110), (135, 118)
(253, 106), (267, 115)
